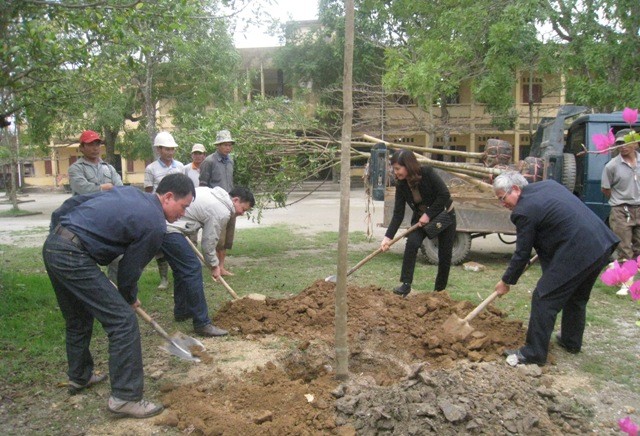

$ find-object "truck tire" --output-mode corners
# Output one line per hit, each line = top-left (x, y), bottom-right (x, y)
(562, 153), (577, 192)
(420, 232), (472, 265)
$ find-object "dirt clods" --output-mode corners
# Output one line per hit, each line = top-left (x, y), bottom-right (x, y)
(154, 280), (599, 434)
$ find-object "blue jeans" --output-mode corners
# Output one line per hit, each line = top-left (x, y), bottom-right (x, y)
(161, 232), (211, 328)
(42, 233), (143, 401)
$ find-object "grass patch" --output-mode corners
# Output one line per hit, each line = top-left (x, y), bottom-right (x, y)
(0, 209), (42, 217)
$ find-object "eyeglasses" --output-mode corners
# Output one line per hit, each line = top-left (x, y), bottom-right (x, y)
(498, 189), (512, 203)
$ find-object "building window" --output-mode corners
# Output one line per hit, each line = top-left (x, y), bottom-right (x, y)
(127, 159), (135, 173)
(44, 160), (52, 175)
(522, 83), (543, 103)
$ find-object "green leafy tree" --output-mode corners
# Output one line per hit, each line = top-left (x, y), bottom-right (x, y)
(540, 0), (640, 111)
(176, 98), (337, 211)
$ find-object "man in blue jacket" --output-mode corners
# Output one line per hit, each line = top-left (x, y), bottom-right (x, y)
(43, 173), (194, 418)
(493, 171), (619, 365)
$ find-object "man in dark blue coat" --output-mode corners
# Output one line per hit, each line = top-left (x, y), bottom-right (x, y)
(493, 172), (619, 365)
(44, 173), (195, 418)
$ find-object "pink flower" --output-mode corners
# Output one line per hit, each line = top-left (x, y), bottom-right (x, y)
(623, 107), (639, 126)
(630, 281), (640, 301)
(593, 129), (616, 153)
(600, 260), (638, 286)
(619, 416), (639, 436)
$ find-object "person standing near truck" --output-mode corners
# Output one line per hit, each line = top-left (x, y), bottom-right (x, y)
(380, 150), (456, 297)
(601, 129), (640, 268)
(494, 172), (619, 366)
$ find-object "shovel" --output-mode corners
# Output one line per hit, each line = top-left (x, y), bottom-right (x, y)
(441, 254), (539, 341)
(183, 235), (242, 300)
(135, 306), (204, 362)
(325, 223), (421, 283)
(107, 279), (204, 362)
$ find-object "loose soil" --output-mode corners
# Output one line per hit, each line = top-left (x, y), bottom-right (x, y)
(81, 280), (634, 435)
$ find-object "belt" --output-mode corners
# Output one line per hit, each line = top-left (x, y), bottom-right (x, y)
(615, 204), (640, 208)
(53, 224), (83, 248)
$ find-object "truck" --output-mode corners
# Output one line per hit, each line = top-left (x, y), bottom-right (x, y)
(378, 105), (640, 264)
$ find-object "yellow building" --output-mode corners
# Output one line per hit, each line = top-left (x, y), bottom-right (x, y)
(354, 74), (566, 163)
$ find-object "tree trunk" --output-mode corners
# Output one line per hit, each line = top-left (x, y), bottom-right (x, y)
(143, 56), (158, 158)
(1, 128), (20, 210)
(335, 0), (355, 382)
(104, 126), (119, 166)
(440, 96), (451, 162)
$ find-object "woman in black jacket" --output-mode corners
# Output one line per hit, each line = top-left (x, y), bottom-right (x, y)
(380, 150), (456, 296)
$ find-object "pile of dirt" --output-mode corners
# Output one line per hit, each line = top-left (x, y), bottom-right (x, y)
(150, 282), (597, 434)
(215, 280), (527, 369)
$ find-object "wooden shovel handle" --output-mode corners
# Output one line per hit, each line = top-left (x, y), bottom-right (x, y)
(463, 291), (499, 322)
(464, 254), (539, 323)
(135, 306), (172, 342)
(183, 235), (240, 300)
(217, 276), (241, 300)
(346, 223), (421, 277)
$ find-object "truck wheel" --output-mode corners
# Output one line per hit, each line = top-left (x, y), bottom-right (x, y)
(420, 232), (472, 265)
(562, 153), (577, 192)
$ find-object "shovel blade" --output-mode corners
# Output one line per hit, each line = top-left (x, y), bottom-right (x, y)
(441, 313), (475, 341)
(325, 275), (337, 283)
(159, 332), (206, 362)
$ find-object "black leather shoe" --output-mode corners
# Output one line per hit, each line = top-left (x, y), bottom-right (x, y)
(194, 324), (228, 337)
(393, 283), (411, 297)
(503, 348), (545, 366)
(555, 334), (580, 354)
(174, 314), (192, 322)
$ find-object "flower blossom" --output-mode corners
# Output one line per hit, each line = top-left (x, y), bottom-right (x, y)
(619, 416), (639, 436)
(600, 260), (638, 286)
(593, 129), (616, 153)
(630, 281), (640, 301)
(623, 107), (639, 126)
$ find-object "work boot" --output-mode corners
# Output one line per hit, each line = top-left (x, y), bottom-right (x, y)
(107, 396), (164, 419)
(68, 373), (108, 395)
(393, 282), (411, 297)
(194, 324), (228, 337)
(157, 258), (169, 290)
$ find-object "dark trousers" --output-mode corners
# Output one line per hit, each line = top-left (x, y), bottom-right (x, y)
(521, 250), (611, 363)
(401, 211), (457, 291)
(42, 233), (143, 401)
(161, 232), (211, 328)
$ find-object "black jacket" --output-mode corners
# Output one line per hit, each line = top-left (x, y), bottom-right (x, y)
(502, 180), (619, 295)
(385, 166), (451, 239)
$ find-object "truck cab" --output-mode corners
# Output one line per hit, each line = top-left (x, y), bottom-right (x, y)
(564, 113), (639, 221)
(531, 107), (640, 221)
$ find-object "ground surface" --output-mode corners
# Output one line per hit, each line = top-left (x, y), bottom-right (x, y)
(82, 280), (635, 435)
(1, 188), (638, 435)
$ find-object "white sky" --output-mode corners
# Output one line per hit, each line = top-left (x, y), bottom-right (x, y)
(233, 0), (319, 48)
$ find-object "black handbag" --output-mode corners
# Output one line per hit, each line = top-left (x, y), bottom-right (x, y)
(423, 209), (454, 239)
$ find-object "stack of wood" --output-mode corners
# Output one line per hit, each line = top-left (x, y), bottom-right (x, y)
(359, 135), (540, 192)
